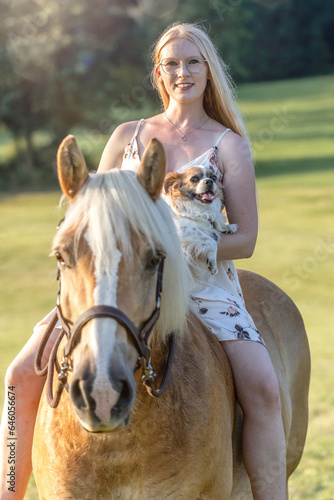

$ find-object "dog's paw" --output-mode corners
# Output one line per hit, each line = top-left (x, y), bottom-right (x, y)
(225, 223), (237, 234)
(206, 258), (218, 275)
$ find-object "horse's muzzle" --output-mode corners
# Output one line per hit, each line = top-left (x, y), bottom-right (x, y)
(70, 361), (136, 432)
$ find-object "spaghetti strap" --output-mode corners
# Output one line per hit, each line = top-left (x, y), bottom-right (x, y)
(121, 120), (144, 172)
(133, 119), (145, 139)
(214, 128), (231, 149)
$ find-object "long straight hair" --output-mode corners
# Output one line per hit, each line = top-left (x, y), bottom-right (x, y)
(150, 22), (250, 145)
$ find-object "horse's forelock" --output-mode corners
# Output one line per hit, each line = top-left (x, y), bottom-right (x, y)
(57, 170), (191, 338)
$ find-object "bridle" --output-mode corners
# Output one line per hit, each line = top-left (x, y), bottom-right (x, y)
(35, 255), (176, 408)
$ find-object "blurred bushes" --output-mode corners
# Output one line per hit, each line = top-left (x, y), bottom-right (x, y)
(1, 0), (333, 190)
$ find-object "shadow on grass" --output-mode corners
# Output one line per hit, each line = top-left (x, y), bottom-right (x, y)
(255, 155), (334, 178)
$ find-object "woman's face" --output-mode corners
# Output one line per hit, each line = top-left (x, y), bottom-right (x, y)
(156, 38), (209, 106)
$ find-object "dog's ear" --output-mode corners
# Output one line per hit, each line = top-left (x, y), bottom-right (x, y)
(163, 172), (181, 195)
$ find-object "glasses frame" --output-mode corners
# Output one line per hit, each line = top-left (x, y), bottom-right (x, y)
(159, 57), (208, 75)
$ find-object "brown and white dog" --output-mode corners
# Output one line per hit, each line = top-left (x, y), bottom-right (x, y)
(163, 165), (237, 278)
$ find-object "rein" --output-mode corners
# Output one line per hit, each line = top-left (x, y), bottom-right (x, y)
(34, 256), (176, 408)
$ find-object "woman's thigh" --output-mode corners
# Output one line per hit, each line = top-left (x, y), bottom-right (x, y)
(220, 340), (281, 416)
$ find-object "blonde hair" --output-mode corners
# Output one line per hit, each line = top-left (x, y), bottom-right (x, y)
(151, 22), (250, 144)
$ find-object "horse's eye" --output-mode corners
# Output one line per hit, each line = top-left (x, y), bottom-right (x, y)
(147, 255), (161, 270)
(55, 252), (65, 265)
(145, 251), (164, 271)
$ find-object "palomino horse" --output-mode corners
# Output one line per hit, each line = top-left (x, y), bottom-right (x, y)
(32, 136), (310, 499)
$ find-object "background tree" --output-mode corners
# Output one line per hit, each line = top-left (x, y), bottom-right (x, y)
(0, 0), (333, 189)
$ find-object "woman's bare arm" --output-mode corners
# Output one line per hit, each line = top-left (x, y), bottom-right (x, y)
(216, 133), (258, 261)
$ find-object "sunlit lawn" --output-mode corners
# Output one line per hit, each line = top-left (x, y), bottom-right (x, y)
(0, 74), (333, 498)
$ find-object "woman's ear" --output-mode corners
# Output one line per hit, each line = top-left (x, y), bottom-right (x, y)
(156, 64), (164, 83)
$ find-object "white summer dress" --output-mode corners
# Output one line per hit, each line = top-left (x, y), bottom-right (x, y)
(122, 119), (265, 346)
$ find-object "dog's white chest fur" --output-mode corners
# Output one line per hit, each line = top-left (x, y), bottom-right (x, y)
(164, 196), (237, 277)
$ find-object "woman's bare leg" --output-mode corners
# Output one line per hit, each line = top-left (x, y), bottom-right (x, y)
(0, 322), (60, 500)
(221, 340), (286, 500)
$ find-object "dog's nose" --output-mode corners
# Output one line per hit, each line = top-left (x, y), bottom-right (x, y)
(204, 178), (213, 187)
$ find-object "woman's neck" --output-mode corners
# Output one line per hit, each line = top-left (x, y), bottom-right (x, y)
(165, 100), (208, 128)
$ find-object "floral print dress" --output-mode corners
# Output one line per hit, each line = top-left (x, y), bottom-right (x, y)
(121, 120), (266, 347)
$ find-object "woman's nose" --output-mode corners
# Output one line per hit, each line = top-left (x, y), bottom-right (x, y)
(176, 62), (190, 76)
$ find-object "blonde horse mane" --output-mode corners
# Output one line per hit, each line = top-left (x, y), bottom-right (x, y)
(56, 169), (192, 339)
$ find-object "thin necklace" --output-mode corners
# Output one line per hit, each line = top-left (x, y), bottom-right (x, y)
(164, 113), (210, 142)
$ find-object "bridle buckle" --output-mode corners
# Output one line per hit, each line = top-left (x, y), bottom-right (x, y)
(141, 348), (157, 386)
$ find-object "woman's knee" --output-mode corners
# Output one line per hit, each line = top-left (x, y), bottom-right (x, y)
(222, 341), (282, 417)
(241, 371), (281, 418)
(5, 324), (50, 390)
(5, 355), (46, 405)
(5, 356), (33, 388)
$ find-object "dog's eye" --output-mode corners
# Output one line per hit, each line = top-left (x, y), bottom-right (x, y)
(190, 176), (199, 183)
(211, 175), (217, 182)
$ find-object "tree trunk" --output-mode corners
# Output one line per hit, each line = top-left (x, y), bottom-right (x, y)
(25, 126), (34, 171)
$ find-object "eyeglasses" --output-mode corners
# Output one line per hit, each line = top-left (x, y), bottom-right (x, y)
(159, 57), (207, 75)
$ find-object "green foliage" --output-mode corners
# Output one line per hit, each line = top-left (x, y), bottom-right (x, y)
(1, 0), (334, 190)
(241, 0), (334, 82)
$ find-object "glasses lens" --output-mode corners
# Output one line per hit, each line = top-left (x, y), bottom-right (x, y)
(160, 59), (178, 75)
(160, 58), (206, 75)
(187, 58), (205, 73)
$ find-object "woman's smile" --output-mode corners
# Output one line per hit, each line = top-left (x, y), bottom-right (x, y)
(175, 82), (194, 91)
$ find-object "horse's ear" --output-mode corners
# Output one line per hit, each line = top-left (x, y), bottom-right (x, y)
(137, 138), (166, 202)
(57, 135), (89, 200)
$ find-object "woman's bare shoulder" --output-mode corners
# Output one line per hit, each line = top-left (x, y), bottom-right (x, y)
(218, 130), (253, 172)
(97, 120), (141, 172)
(112, 120), (141, 143)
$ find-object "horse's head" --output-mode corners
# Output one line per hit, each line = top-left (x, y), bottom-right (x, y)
(53, 135), (189, 432)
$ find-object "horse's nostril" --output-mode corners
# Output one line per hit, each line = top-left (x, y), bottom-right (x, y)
(113, 380), (133, 411)
(71, 378), (95, 411)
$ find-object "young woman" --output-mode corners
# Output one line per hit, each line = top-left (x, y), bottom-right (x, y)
(0, 22), (286, 500)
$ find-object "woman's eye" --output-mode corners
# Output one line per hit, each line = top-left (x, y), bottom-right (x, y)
(188, 59), (200, 65)
(166, 60), (177, 67)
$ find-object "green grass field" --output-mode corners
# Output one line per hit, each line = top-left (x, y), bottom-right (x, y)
(1, 74), (334, 498)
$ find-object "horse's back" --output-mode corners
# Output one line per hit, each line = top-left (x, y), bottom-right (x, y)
(236, 269), (310, 491)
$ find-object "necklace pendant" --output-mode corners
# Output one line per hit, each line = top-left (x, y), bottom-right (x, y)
(164, 112), (209, 143)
